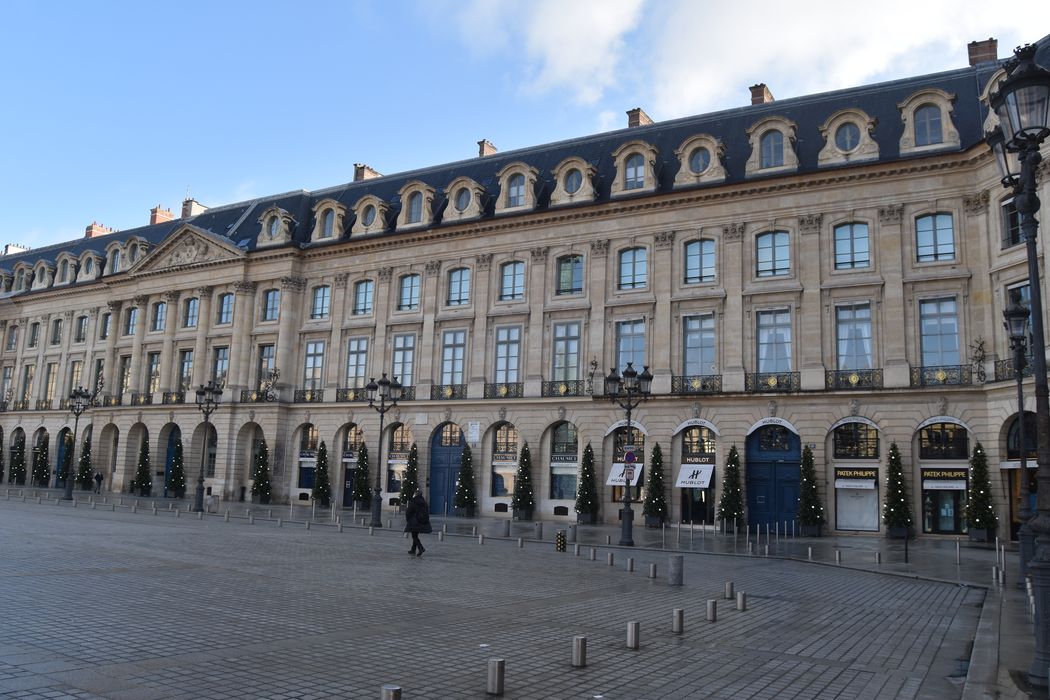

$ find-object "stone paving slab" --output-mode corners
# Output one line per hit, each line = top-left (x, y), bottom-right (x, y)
(0, 498), (985, 699)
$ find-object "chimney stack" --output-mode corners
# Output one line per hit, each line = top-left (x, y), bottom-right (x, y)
(353, 163), (382, 181)
(181, 198), (208, 218)
(626, 108), (653, 128)
(750, 83), (774, 105)
(150, 205), (174, 225)
(968, 38), (998, 66)
(478, 139), (498, 157)
(85, 222), (114, 238)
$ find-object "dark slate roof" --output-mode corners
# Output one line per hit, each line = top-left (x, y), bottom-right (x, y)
(4, 35), (1048, 293)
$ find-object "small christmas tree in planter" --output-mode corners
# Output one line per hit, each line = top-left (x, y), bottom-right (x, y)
(717, 445), (744, 531)
(454, 443), (477, 517)
(798, 445), (826, 536)
(75, 437), (94, 491)
(351, 443), (372, 510)
(883, 442), (912, 539)
(966, 442), (997, 542)
(168, 439), (187, 499)
(512, 441), (535, 520)
(10, 437), (26, 485)
(575, 443), (599, 524)
(312, 440), (332, 508)
(32, 434), (50, 487)
(134, 436), (152, 497)
(399, 443), (420, 508)
(249, 441), (270, 504)
(643, 443), (668, 527)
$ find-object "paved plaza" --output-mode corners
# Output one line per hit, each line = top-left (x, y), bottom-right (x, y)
(0, 494), (1006, 699)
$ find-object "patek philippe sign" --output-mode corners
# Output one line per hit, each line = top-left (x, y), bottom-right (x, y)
(675, 464), (714, 488)
(921, 467), (968, 491)
(606, 464), (643, 486)
(834, 467), (878, 490)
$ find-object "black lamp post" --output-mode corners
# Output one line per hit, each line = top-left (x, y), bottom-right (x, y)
(366, 372), (402, 528)
(603, 362), (653, 546)
(61, 386), (93, 501)
(193, 380), (222, 513)
(1005, 289), (1033, 584)
(988, 41), (1050, 687)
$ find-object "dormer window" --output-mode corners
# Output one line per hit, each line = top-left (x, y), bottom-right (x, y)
(13, 270), (23, 291)
(689, 148), (711, 174)
(396, 182), (435, 230)
(84, 258), (93, 275)
(611, 141), (658, 198)
(625, 153), (645, 189)
(565, 169), (582, 193)
(760, 131), (783, 168)
(454, 188), (471, 212)
(898, 89), (960, 154)
(835, 123), (860, 151)
(322, 209), (335, 238)
(674, 135), (726, 188)
(269, 217), (280, 238)
(111, 250), (122, 274)
(362, 205), (376, 227)
(745, 117), (799, 177)
(550, 157), (598, 207)
(507, 174), (525, 207)
(443, 177), (485, 222)
(914, 104), (942, 146)
(818, 109), (879, 167)
(310, 199), (347, 242)
(58, 260), (68, 283)
(494, 163), (538, 215)
(407, 192), (423, 224)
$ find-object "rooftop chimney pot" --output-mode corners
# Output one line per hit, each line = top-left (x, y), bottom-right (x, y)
(353, 163), (382, 181)
(750, 83), (774, 105)
(968, 38), (998, 66)
(626, 108), (653, 128)
(85, 222), (114, 239)
(478, 139), (498, 157)
(181, 198), (208, 218)
(150, 205), (174, 226)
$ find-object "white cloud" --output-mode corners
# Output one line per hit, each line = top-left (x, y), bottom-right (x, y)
(596, 110), (619, 133)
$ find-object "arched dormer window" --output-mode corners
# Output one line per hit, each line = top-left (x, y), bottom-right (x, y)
(818, 109), (879, 166)
(745, 116), (798, 177)
(58, 260), (68, 284)
(31, 262), (55, 290)
(898, 89), (960, 154)
(256, 207), (294, 247)
(350, 195), (389, 236)
(443, 177), (484, 223)
(109, 249), (122, 274)
(396, 181), (435, 230)
(495, 163), (539, 214)
(673, 134), (726, 187)
(13, 269), (24, 291)
(610, 141), (658, 198)
(550, 157), (598, 207)
(310, 199), (347, 242)
(407, 192), (422, 223)
(322, 210), (335, 238)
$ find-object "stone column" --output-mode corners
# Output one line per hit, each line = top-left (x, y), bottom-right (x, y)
(191, 287), (214, 387)
(373, 267), (393, 379)
(274, 276), (305, 392)
(721, 223), (746, 392)
(416, 261), (442, 395)
(586, 240), (609, 376)
(524, 248), (547, 395)
(470, 254), (493, 387)
(798, 215), (825, 390)
(876, 205), (909, 387)
(230, 281), (257, 393)
(325, 273), (349, 391)
(102, 301), (121, 397)
(963, 192), (994, 379)
(53, 311), (75, 402)
(127, 295), (148, 395)
(651, 231), (675, 394)
(159, 291), (180, 392)
(84, 308), (100, 392)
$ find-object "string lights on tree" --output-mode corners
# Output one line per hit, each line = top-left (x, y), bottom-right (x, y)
(717, 445), (744, 529)
(965, 442), (997, 541)
(798, 445), (826, 534)
(575, 443), (599, 523)
(883, 442), (912, 534)
(454, 443), (477, 516)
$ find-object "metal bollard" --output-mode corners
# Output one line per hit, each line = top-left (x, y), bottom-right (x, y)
(277, 518), (282, 527)
(501, 520), (511, 537)
(993, 565), (1000, 585)
(472, 525), (478, 536)
(808, 546), (812, 561)
(224, 510), (230, 522)
(197, 511), (203, 520)
(835, 550), (842, 565)
(387, 519), (392, 529)
(380, 684), (402, 700)
(626, 557), (634, 572)
(669, 555), (684, 586)
(305, 521), (311, 530)
(369, 526), (374, 535)
(174, 509), (179, 518)
(517, 537), (524, 548)
(249, 514), (254, 525)
(748, 542), (753, 554)
(590, 547), (597, 561)
(875, 552), (881, 564)
(764, 544), (769, 556)
(574, 543), (580, 557)
(486, 658), (505, 696)
(442, 523), (448, 533)
(999, 567), (1007, 587)
(91, 502), (96, 510)
(438, 531), (445, 542)
(706, 600), (717, 622)
(725, 581), (734, 599)
(73, 499), (77, 509)
(737, 591), (747, 611)
(479, 535), (485, 545)
(607, 552), (615, 566)
(672, 608), (684, 634)
(606, 535), (611, 545)
(337, 523), (343, 532)
(626, 621), (640, 649)
(648, 563), (657, 579)
(956, 537), (961, 565)
(534, 522), (543, 540)
(572, 636), (587, 667)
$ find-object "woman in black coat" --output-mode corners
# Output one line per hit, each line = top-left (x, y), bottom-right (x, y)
(404, 490), (430, 557)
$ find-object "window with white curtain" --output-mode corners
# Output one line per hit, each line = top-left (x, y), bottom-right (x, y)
(835, 303), (873, 370)
(756, 309), (791, 372)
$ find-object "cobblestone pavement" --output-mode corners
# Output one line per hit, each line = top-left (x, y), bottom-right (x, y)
(0, 495), (985, 699)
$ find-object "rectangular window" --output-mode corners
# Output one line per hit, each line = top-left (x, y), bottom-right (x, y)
(20, 364), (35, 400)
(756, 309), (792, 372)
(683, 315), (717, 375)
(183, 298), (199, 328)
(1002, 199), (1022, 249)
(494, 326), (521, 383)
(311, 287), (331, 319)
(216, 293), (234, 325)
(552, 322), (580, 381)
(684, 240), (716, 283)
(74, 316), (87, 343)
(615, 320), (646, 371)
(68, 360), (83, 395)
(500, 262), (525, 301)
(151, 303), (167, 332)
(756, 232), (790, 277)
(398, 275), (420, 311)
(146, 352), (161, 393)
(836, 303), (873, 370)
(834, 223), (870, 269)
(1, 366), (13, 398)
(618, 248), (647, 290)
(5, 326), (17, 351)
(557, 255), (584, 295)
(178, 350), (194, 390)
(213, 346), (229, 382)
(28, 323), (39, 348)
(393, 334), (415, 387)
(441, 330), (466, 384)
(92, 359), (104, 392)
(303, 340), (325, 389)
(447, 269), (471, 306)
(262, 289), (280, 321)
(920, 297), (960, 366)
(118, 355), (132, 395)
(50, 320), (62, 345)
(123, 308), (138, 336)
(256, 344), (275, 389)
(44, 362), (57, 401)
(99, 313), (111, 340)
(353, 280), (374, 315)
(916, 214), (955, 262)
(345, 338), (369, 388)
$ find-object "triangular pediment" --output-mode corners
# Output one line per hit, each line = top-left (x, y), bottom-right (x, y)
(130, 225), (247, 275)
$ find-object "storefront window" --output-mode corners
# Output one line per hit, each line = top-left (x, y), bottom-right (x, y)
(549, 422), (578, 499)
(387, 425), (412, 492)
(492, 423), (518, 497)
(919, 422), (968, 460)
(921, 467), (968, 534)
(297, 424), (319, 489)
(611, 426), (645, 502)
(679, 426), (716, 524)
(833, 423), (879, 459)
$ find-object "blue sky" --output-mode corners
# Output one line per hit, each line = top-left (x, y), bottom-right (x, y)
(2, 0), (1048, 251)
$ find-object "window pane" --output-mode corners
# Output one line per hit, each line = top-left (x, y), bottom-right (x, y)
(757, 309), (791, 372)
(920, 298), (959, 366)
(683, 315), (716, 375)
(615, 320), (645, 370)
(836, 303), (873, 370)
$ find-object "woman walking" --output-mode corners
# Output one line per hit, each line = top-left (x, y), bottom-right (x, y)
(405, 490), (431, 557)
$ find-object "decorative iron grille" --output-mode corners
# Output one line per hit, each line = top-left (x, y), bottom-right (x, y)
(745, 372), (800, 393)
(484, 382), (523, 399)
(162, 391), (185, 404)
(824, 369), (883, 390)
(336, 387), (369, 402)
(671, 374), (723, 395)
(541, 380), (584, 397)
(130, 392), (153, 406)
(994, 356), (1034, 381)
(910, 365), (972, 387)
(294, 389), (324, 403)
(430, 384), (467, 400)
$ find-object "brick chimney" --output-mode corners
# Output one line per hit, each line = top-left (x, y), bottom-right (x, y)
(150, 205), (174, 225)
(750, 83), (774, 105)
(181, 198), (208, 218)
(968, 38), (998, 66)
(353, 163), (382, 181)
(626, 108), (653, 128)
(478, 139), (498, 157)
(85, 222), (114, 238)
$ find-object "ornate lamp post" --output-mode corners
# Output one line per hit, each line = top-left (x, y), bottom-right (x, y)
(193, 380), (223, 513)
(1005, 290), (1033, 584)
(366, 372), (402, 528)
(61, 386), (92, 501)
(603, 362), (653, 546)
(988, 41), (1050, 686)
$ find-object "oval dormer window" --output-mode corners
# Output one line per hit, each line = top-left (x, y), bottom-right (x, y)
(454, 187), (471, 212)
(688, 147), (711, 174)
(269, 216), (280, 238)
(835, 123), (860, 152)
(565, 168), (583, 194)
(362, 205), (376, 228)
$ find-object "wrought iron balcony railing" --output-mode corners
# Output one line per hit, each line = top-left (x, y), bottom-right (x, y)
(35, 399), (53, 410)
(541, 380), (585, 397)
(671, 374), (723, 395)
(745, 372), (800, 393)
(398, 385), (416, 401)
(294, 388), (324, 403)
(484, 382), (523, 399)
(102, 395), (122, 407)
(336, 387), (369, 402)
(12, 399), (29, 411)
(162, 391), (185, 404)
(240, 389), (273, 403)
(130, 392), (153, 406)
(910, 365), (972, 387)
(825, 369), (884, 390)
(430, 384), (467, 400)
(994, 356), (1034, 382)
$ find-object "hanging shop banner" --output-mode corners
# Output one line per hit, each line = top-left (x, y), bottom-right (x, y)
(675, 464), (714, 488)
(606, 464), (644, 486)
(833, 467), (878, 490)
(921, 467), (968, 491)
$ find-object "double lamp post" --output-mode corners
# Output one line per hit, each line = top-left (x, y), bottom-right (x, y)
(603, 362), (653, 547)
(366, 372), (402, 528)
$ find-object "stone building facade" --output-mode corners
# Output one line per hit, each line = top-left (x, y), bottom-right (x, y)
(2, 37), (1049, 538)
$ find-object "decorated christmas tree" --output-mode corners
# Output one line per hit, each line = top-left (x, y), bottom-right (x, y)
(249, 441), (270, 504)
(966, 441), (997, 538)
(31, 434), (50, 487)
(351, 443), (372, 507)
(168, 439), (187, 498)
(400, 442), (419, 505)
(134, 436), (152, 496)
(883, 442), (912, 532)
(575, 443), (599, 521)
(9, 436), (26, 485)
(717, 444), (744, 528)
(312, 440), (332, 507)
(75, 437), (94, 491)
(798, 444), (826, 531)
(512, 441), (535, 518)
(58, 433), (73, 486)
(453, 443), (477, 515)
(642, 442), (668, 523)
(0, 431), (4, 484)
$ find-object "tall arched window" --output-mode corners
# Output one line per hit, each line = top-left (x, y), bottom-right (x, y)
(760, 130), (784, 168)
(406, 192), (423, 224)
(625, 153), (645, 190)
(507, 173), (526, 207)
(550, 422), (579, 499)
(297, 424), (319, 489)
(833, 423), (879, 459)
(492, 423), (519, 497)
(914, 104), (942, 146)
(322, 209), (335, 238)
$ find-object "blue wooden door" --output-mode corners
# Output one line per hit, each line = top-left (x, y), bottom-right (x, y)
(746, 426), (801, 529)
(429, 424), (464, 515)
